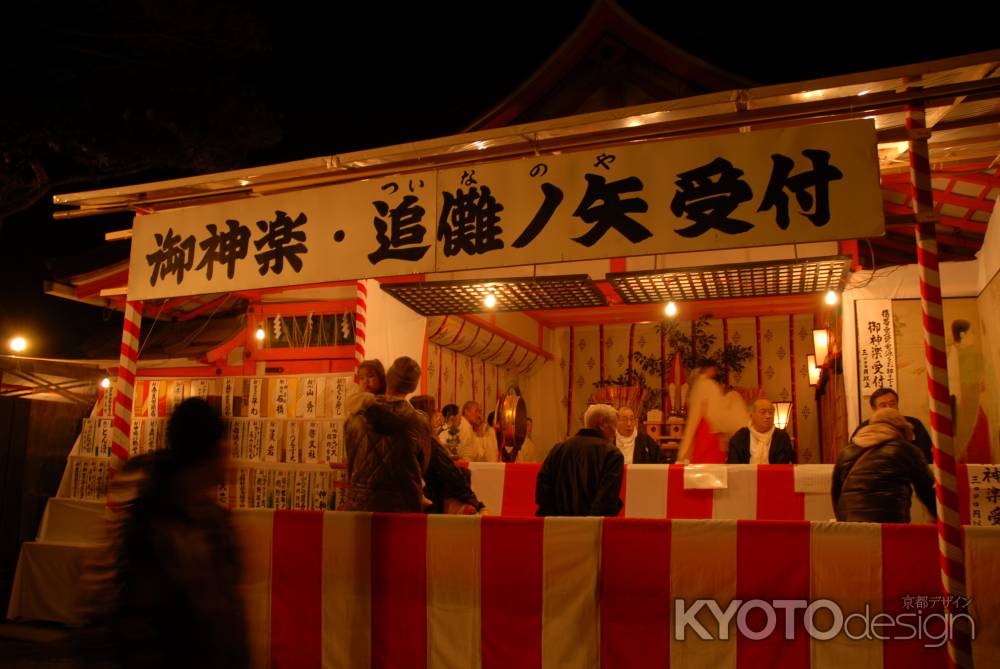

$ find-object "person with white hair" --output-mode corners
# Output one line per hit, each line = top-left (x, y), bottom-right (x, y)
(535, 404), (624, 516)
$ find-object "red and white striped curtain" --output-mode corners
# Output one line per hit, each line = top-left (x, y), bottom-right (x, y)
(236, 511), (998, 669)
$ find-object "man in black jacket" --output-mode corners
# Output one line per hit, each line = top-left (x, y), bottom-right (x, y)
(614, 406), (665, 464)
(727, 398), (797, 464)
(536, 404), (624, 516)
(852, 388), (933, 464)
(833, 408), (936, 523)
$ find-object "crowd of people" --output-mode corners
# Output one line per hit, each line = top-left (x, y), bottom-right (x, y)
(75, 357), (940, 665)
(339, 357), (487, 515)
(338, 356), (939, 526)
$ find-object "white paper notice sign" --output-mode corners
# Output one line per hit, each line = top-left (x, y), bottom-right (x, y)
(793, 464), (834, 493)
(683, 464), (729, 490)
(222, 377), (235, 418)
(856, 299), (897, 398)
(968, 465), (1000, 527)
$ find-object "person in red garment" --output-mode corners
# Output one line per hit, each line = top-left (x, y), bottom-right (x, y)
(676, 360), (746, 464)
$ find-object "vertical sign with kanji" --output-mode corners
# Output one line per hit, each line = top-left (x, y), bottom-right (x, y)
(248, 378), (263, 419)
(856, 299), (897, 401)
(273, 470), (289, 509)
(148, 381), (162, 417)
(101, 385), (115, 417)
(246, 419), (262, 461)
(192, 379), (211, 401)
(263, 420), (282, 462)
(97, 418), (113, 457)
(79, 419), (95, 456)
(253, 468), (269, 508)
(144, 417), (159, 452)
(323, 421), (343, 464)
(293, 471), (309, 510)
(168, 380), (186, 414)
(332, 377), (348, 420)
(222, 377), (234, 418)
(229, 419), (246, 460)
(304, 421), (320, 464)
(285, 421), (300, 463)
(273, 378), (290, 418)
(236, 468), (249, 508)
(969, 465), (1000, 527)
(298, 377), (320, 419)
(130, 418), (143, 456)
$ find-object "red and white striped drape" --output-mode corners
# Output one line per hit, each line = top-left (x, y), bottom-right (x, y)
(237, 511), (998, 669)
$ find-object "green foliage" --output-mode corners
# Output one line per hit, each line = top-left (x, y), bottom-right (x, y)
(654, 315), (753, 378)
(592, 316), (753, 416)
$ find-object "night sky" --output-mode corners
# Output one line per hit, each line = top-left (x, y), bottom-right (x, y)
(1, 1), (995, 356)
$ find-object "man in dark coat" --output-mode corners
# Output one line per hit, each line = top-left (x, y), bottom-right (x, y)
(614, 406), (665, 464)
(727, 398), (797, 464)
(852, 388), (933, 464)
(535, 404), (624, 516)
(340, 356), (432, 513)
(833, 408), (936, 523)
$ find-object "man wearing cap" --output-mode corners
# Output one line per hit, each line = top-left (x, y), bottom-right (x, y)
(727, 398), (797, 464)
(340, 356), (432, 512)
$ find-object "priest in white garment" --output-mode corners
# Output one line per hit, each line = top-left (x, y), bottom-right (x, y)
(613, 406), (665, 463)
(726, 398), (797, 464)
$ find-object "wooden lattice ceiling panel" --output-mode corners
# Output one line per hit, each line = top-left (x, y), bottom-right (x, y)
(380, 275), (607, 316)
(608, 256), (851, 304)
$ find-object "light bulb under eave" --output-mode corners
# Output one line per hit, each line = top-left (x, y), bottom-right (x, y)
(825, 290), (839, 305)
(483, 293), (497, 309)
(100, 377), (111, 389)
(9, 336), (27, 352)
(255, 327), (266, 341)
(664, 301), (678, 317)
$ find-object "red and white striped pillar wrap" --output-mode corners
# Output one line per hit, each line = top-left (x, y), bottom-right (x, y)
(110, 300), (142, 479)
(906, 92), (972, 669)
(354, 280), (367, 370)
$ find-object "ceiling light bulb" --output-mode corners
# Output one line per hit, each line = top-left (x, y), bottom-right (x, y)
(9, 336), (27, 352)
(483, 293), (497, 309)
(664, 301), (678, 317)
(100, 378), (111, 389)
(825, 290), (839, 305)
(255, 327), (266, 341)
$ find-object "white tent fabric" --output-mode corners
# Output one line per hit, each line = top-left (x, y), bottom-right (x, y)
(361, 279), (427, 373)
